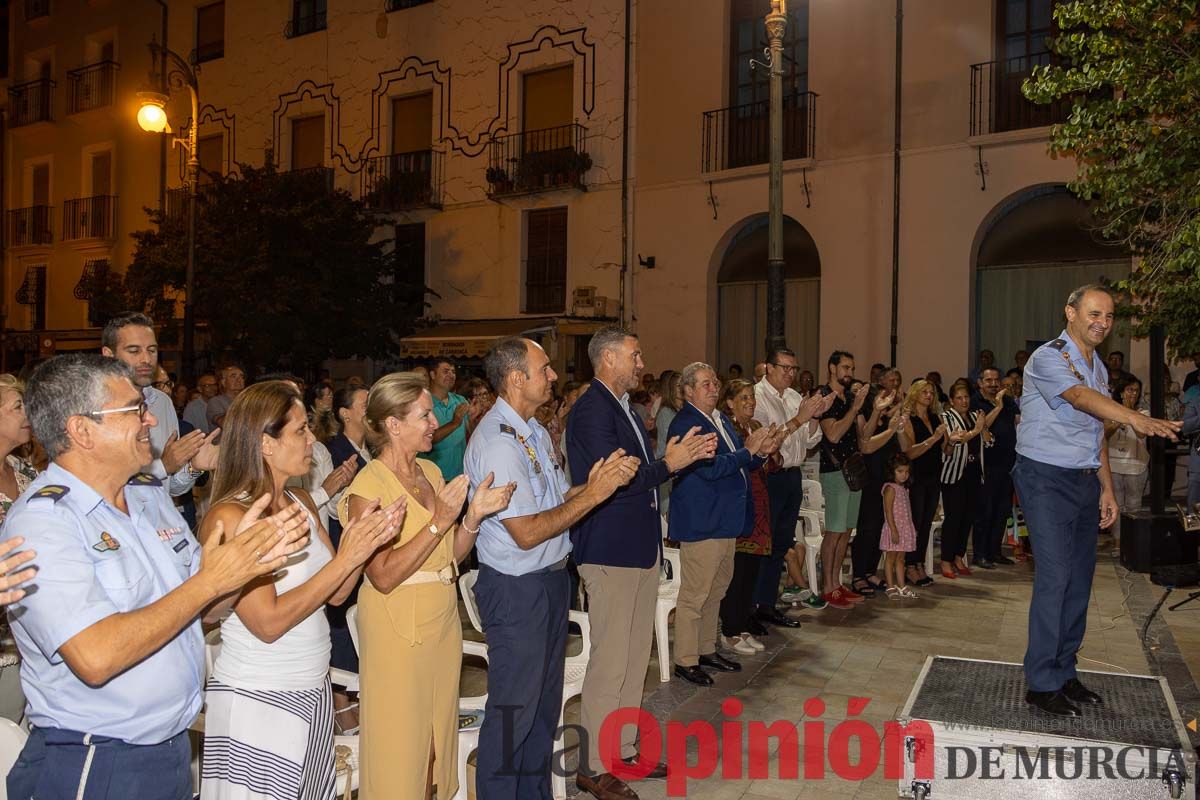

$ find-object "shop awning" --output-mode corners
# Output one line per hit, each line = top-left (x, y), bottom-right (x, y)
(398, 318), (558, 359)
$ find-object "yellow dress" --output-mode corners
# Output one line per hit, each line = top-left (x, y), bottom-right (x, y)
(338, 458), (460, 799)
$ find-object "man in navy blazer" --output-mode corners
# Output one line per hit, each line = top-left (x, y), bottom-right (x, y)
(666, 362), (779, 689)
(567, 327), (716, 799)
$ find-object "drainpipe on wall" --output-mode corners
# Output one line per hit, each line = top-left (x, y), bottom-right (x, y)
(889, 0), (902, 367)
(618, 0), (632, 326)
(155, 0), (168, 213)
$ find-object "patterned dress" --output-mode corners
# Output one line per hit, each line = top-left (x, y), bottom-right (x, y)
(880, 481), (917, 552)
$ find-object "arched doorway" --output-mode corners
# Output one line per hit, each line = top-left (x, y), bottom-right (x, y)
(717, 215), (821, 375)
(974, 185), (1132, 365)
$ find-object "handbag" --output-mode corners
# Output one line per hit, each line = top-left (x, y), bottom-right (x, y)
(830, 447), (869, 492)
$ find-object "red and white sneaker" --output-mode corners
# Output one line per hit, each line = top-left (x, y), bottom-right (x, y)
(840, 585), (866, 603)
(821, 588), (854, 610)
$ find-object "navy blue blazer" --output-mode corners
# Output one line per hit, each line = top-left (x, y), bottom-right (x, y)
(325, 433), (368, 545)
(666, 403), (761, 542)
(567, 382), (672, 568)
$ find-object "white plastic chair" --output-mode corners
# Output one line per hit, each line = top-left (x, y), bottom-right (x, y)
(799, 479), (825, 591)
(454, 640), (489, 800)
(459, 570), (484, 634)
(0, 717), (27, 799)
(654, 515), (680, 683)
(554, 609), (591, 800)
(927, 519), (941, 576)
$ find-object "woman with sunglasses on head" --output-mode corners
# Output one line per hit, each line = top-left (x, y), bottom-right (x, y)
(198, 381), (404, 800)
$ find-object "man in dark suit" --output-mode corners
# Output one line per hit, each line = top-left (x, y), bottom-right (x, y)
(568, 327), (716, 800)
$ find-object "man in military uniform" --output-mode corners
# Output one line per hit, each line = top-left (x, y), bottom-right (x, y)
(2, 354), (310, 800)
(1016, 285), (1180, 716)
(464, 337), (638, 800)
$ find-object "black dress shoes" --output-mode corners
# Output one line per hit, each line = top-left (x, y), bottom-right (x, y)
(993, 554), (1015, 565)
(973, 558), (997, 569)
(746, 618), (769, 637)
(699, 652), (742, 672)
(621, 756), (669, 780)
(1025, 690), (1081, 717)
(755, 608), (801, 628)
(1061, 678), (1102, 705)
(674, 664), (713, 686)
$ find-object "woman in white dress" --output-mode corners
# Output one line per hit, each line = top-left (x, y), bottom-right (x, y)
(199, 381), (404, 800)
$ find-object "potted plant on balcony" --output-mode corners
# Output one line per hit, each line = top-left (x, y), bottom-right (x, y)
(486, 165), (513, 195)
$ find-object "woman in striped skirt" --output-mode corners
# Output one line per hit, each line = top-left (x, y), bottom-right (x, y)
(199, 381), (404, 800)
(939, 380), (987, 579)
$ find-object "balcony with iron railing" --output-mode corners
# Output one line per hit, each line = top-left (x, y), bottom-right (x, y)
(7, 206), (54, 247)
(361, 150), (443, 211)
(969, 52), (1073, 136)
(67, 60), (119, 114)
(24, 0), (50, 21)
(486, 123), (591, 197)
(9, 79), (54, 127)
(63, 196), (116, 240)
(702, 91), (817, 173)
(165, 185), (218, 222)
(285, 9), (327, 38)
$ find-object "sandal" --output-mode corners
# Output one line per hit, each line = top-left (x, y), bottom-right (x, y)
(335, 704), (360, 736)
(899, 586), (919, 599)
(851, 578), (876, 596)
(865, 576), (887, 591)
(885, 587), (901, 599)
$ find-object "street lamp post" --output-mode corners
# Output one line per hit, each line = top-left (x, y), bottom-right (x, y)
(764, 0), (787, 356)
(137, 41), (199, 382)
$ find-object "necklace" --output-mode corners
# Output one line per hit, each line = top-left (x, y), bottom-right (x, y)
(385, 458), (426, 497)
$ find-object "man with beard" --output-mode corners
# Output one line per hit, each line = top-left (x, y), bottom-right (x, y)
(101, 313), (219, 511)
(567, 326), (716, 798)
(1017, 285), (1179, 716)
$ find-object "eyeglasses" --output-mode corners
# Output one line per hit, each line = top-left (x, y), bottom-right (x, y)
(769, 363), (799, 373)
(151, 380), (175, 391)
(86, 401), (150, 422)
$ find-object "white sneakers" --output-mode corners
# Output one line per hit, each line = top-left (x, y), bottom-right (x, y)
(722, 633), (765, 655)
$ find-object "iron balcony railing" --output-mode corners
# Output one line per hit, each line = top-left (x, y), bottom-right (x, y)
(702, 91), (817, 173)
(969, 52), (1073, 136)
(9, 79), (54, 127)
(486, 123), (590, 197)
(285, 9), (327, 38)
(361, 150), (443, 211)
(165, 185), (217, 222)
(66, 60), (119, 114)
(63, 195), (116, 240)
(24, 0), (50, 20)
(7, 206), (54, 246)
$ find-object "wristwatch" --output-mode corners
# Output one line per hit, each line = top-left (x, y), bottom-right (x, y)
(186, 462), (206, 478)
(427, 522), (441, 539)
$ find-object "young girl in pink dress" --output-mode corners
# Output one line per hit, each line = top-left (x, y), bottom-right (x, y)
(881, 454), (919, 599)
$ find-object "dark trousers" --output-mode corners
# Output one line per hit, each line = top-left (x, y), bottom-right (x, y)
(474, 562), (569, 800)
(905, 480), (941, 566)
(1013, 456), (1100, 692)
(853, 478), (885, 579)
(940, 476), (978, 562)
(754, 469), (804, 608)
(721, 552), (763, 636)
(8, 727), (192, 800)
(976, 467), (1015, 560)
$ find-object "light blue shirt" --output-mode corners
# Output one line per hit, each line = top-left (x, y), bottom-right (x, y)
(1016, 330), (1110, 470)
(2, 463), (204, 744)
(464, 397), (571, 575)
(421, 392), (468, 480)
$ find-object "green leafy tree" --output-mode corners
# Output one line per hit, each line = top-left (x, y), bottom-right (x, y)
(1025, 0), (1200, 357)
(125, 160), (428, 370)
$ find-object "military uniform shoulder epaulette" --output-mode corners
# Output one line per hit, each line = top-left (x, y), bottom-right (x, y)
(127, 473), (163, 487)
(499, 423), (517, 438)
(1047, 339), (1067, 351)
(30, 485), (70, 502)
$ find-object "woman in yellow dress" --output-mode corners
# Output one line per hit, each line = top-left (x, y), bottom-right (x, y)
(339, 372), (514, 799)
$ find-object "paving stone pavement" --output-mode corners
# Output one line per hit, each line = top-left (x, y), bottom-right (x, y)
(459, 545), (1198, 800)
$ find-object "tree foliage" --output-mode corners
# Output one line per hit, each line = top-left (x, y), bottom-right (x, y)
(125, 161), (428, 370)
(1025, 0), (1200, 357)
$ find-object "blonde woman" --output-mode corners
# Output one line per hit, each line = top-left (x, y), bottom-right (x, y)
(199, 381), (403, 800)
(898, 379), (947, 586)
(340, 372), (515, 799)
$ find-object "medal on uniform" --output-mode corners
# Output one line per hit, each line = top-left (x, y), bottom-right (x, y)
(156, 526), (181, 542)
(92, 532), (120, 552)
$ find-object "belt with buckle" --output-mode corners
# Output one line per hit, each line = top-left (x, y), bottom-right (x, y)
(400, 563), (457, 586)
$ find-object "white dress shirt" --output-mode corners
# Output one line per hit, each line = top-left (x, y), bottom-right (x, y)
(752, 380), (822, 468)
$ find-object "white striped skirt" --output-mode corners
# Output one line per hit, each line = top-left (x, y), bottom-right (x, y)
(201, 676), (336, 800)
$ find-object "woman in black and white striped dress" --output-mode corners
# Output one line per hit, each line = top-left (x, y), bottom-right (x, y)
(198, 381), (403, 800)
(939, 380), (987, 579)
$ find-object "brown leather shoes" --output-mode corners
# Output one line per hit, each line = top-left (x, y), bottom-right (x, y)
(577, 771), (640, 799)
(620, 755), (669, 779)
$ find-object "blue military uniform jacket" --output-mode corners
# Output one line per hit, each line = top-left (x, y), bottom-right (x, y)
(1, 463), (204, 745)
(1016, 330), (1109, 470)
